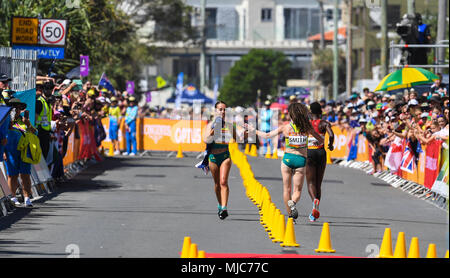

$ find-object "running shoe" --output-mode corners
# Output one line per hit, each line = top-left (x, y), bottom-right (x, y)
(308, 213), (317, 222)
(311, 199), (320, 219)
(219, 209), (228, 220)
(24, 198), (33, 208)
(287, 200), (298, 219)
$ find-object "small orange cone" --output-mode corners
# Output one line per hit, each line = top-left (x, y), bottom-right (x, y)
(273, 213), (285, 243)
(326, 151), (332, 164)
(108, 143), (114, 156)
(269, 209), (281, 239)
(180, 236), (191, 258)
(272, 149), (278, 159)
(378, 228), (393, 258)
(250, 144), (258, 157)
(407, 237), (420, 258)
(176, 144), (184, 158)
(426, 244), (437, 258)
(315, 222), (335, 253)
(280, 218), (300, 247)
(393, 232), (407, 258)
(265, 145), (271, 158)
(198, 250), (206, 258)
(189, 243), (198, 258)
(244, 144), (250, 155)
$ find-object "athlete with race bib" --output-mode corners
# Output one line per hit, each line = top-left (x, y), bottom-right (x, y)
(249, 103), (324, 221)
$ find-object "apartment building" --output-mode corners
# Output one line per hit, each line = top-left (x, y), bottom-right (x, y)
(146, 0), (345, 93)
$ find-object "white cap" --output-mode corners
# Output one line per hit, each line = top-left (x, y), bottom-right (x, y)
(62, 79), (71, 86)
(408, 99), (419, 106)
(421, 112), (429, 118)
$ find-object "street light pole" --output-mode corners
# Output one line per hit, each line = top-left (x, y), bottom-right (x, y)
(200, 0), (206, 94)
(333, 0), (339, 100)
(380, 0), (388, 76)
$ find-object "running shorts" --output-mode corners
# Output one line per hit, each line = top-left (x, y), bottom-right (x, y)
(307, 148), (327, 168)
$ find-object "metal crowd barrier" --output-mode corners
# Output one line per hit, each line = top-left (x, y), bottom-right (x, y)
(336, 159), (448, 211)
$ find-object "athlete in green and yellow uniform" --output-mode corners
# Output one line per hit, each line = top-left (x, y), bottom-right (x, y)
(251, 103), (324, 220)
(204, 101), (238, 220)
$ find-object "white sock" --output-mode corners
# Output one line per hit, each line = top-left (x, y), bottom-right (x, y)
(25, 197), (31, 203)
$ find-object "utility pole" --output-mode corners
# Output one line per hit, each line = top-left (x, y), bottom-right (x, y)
(199, 0), (206, 94)
(318, 0), (325, 49)
(436, 0), (447, 74)
(380, 0), (388, 76)
(332, 0), (339, 100)
(346, 0), (352, 98)
(407, 0), (415, 15)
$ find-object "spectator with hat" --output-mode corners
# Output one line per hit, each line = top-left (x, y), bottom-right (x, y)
(4, 98), (36, 207)
(108, 96), (121, 155)
(123, 96), (138, 156)
(0, 73), (12, 105)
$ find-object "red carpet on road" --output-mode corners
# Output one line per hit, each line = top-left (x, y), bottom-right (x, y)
(204, 253), (359, 258)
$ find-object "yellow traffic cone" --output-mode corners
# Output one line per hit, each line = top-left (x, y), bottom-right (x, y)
(445, 250), (449, 258)
(176, 144), (184, 158)
(198, 250), (206, 258)
(407, 237), (420, 258)
(378, 228), (393, 258)
(189, 243), (198, 258)
(326, 150), (332, 164)
(272, 149), (278, 159)
(280, 217), (300, 247)
(264, 203), (276, 231)
(270, 209), (282, 241)
(108, 143), (114, 156)
(265, 145), (271, 158)
(426, 244), (437, 258)
(250, 144), (258, 157)
(315, 222), (335, 253)
(269, 209), (281, 239)
(273, 214), (286, 243)
(180, 236), (191, 258)
(393, 232), (407, 258)
(244, 144), (250, 155)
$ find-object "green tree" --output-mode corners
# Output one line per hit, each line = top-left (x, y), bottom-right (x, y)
(218, 49), (291, 107)
(0, 0), (195, 91)
(311, 48), (346, 98)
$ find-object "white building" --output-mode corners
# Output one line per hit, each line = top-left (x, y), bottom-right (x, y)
(140, 0), (344, 97)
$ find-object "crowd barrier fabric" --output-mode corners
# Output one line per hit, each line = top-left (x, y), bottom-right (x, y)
(324, 126), (448, 198)
(101, 118), (207, 152)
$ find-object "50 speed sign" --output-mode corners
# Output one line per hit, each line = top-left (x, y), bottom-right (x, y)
(39, 19), (67, 46)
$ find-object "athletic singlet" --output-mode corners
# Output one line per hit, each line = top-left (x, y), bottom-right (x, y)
(212, 126), (230, 149)
(308, 119), (325, 149)
(285, 123), (308, 149)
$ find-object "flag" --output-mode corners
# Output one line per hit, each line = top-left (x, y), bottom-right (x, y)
(431, 139), (449, 198)
(213, 78), (219, 104)
(98, 73), (115, 95)
(126, 81), (135, 95)
(400, 141), (416, 174)
(347, 132), (358, 161)
(156, 76), (167, 89)
(80, 55), (89, 77)
(175, 72), (184, 109)
(385, 137), (404, 173)
(145, 91), (152, 103)
(424, 139), (441, 189)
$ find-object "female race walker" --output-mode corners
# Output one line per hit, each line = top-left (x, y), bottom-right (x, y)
(306, 102), (334, 222)
(249, 102), (324, 221)
(203, 101), (238, 220)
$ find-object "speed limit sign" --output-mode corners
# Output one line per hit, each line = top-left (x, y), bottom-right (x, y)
(39, 19), (67, 46)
